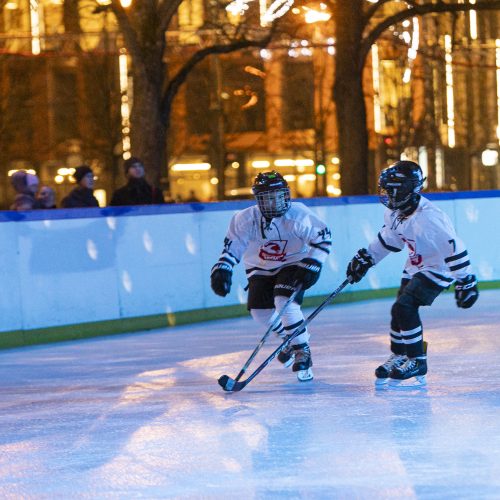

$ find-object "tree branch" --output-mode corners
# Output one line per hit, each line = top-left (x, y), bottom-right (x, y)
(157, 0), (184, 35)
(360, 0), (500, 70)
(160, 29), (275, 127)
(110, 0), (147, 75)
(364, 0), (396, 26)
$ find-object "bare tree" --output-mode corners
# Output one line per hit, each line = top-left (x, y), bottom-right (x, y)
(109, 0), (275, 190)
(333, 0), (500, 195)
(0, 55), (48, 208)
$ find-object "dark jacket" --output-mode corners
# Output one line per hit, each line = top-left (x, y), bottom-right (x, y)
(110, 178), (164, 206)
(10, 193), (44, 211)
(61, 187), (99, 208)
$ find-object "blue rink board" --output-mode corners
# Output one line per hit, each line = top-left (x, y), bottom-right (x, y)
(0, 189), (499, 222)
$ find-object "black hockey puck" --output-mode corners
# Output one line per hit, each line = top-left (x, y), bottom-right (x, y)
(218, 375), (235, 391)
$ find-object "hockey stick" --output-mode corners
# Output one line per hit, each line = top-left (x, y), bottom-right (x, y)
(234, 285), (302, 382)
(218, 278), (350, 392)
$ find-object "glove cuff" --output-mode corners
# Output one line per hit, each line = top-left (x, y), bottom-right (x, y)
(357, 248), (375, 267)
(211, 261), (233, 274)
(455, 274), (477, 290)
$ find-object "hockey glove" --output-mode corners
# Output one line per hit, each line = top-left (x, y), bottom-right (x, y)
(211, 262), (233, 297)
(293, 258), (322, 290)
(455, 274), (479, 309)
(346, 248), (375, 284)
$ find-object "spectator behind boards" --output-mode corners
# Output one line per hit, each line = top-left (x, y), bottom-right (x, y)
(10, 170), (43, 211)
(37, 186), (57, 209)
(110, 156), (164, 206)
(61, 165), (99, 208)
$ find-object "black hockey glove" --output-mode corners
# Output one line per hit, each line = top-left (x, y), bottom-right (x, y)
(346, 248), (375, 284)
(293, 258), (322, 290)
(455, 274), (479, 309)
(211, 262), (233, 297)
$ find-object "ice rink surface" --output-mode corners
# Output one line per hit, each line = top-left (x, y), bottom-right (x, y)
(1, 289), (500, 499)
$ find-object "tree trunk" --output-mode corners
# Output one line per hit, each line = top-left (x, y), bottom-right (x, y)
(333, 0), (369, 196)
(129, 70), (166, 189)
(114, 0), (168, 190)
(63, 0), (81, 34)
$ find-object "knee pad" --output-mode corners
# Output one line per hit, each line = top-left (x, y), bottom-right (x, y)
(250, 308), (275, 327)
(274, 296), (309, 344)
(274, 296), (303, 326)
(392, 293), (420, 330)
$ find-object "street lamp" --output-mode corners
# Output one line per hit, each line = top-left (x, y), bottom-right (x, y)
(481, 146), (499, 167)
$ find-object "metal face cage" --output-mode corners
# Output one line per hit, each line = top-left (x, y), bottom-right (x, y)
(255, 188), (291, 218)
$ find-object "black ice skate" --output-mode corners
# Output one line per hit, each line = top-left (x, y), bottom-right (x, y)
(277, 336), (295, 368)
(292, 343), (313, 382)
(374, 353), (407, 386)
(389, 357), (427, 387)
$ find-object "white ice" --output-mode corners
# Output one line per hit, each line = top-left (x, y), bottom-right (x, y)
(1, 290), (500, 498)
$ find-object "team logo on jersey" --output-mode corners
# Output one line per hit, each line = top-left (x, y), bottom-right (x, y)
(259, 239), (287, 261)
(402, 237), (423, 266)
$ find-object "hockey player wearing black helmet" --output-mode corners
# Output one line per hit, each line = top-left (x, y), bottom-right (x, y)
(210, 171), (332, 382)
(252, 170), (291, 219)
(346, 160), (479, 387)
(378, 160), (425, 215)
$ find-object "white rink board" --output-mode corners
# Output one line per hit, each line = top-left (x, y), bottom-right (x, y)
(0, 192), (498, 332)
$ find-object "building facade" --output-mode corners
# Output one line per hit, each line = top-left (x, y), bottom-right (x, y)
(0, 0), (499, 208)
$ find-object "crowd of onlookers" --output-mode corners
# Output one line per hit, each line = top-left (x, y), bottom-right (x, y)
(8, 157), (200, 211)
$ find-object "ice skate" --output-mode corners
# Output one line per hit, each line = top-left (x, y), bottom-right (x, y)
(389, 357), (427, 388)
(374, 353), (407, 386)
(292, 344), (313, 382)
(277, 336), (295, 368)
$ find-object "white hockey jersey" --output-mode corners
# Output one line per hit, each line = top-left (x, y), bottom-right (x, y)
(216, 202), (332, 279)
(367, 196), (472, 288)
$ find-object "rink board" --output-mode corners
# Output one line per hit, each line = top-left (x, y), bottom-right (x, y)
(0, 190), (499, 348)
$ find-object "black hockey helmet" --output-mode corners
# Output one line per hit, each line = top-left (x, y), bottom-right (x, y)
(252, 170), (291, 218)
(378, 160), (425, 214)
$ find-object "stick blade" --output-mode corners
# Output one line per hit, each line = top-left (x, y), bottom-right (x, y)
(218, 375), (245, 392)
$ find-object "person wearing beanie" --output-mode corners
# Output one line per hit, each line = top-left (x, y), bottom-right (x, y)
(10, 170), (43, 211)
(110, 156), (164, 206)
(61, 165), (99, 208)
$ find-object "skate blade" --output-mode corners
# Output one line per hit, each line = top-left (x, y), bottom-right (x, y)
(297, 368), (314, 382)
(280, 354), (295, 368)
(388, 375), (427, 388)
(375, 377), (389, 387)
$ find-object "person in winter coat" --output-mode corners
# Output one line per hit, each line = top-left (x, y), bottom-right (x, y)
(10, 170), (43, 210)
(110, 157), (164, 206)
(61, 165), (99, 208)
(36, 186), (57, 209)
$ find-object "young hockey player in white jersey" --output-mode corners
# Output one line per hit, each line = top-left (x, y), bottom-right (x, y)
(210, 171), (332, 382)
(346, 160), (479, 387)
